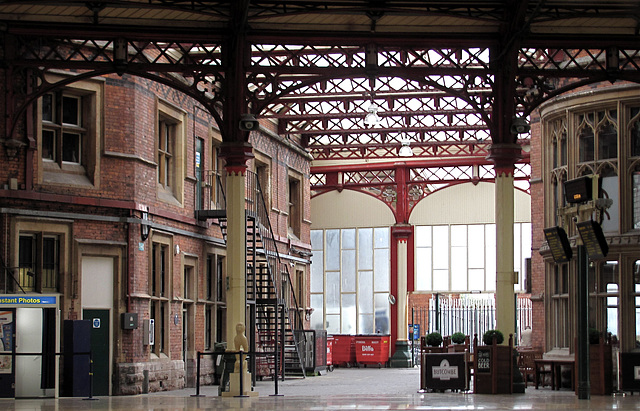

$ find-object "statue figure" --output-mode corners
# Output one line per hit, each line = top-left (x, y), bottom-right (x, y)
(233, 322), (249, 373)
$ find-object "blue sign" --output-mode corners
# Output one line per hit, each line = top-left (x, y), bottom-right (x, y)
(408, 324), (420, 340)
(0, 296), (57, 306)
(93, 318), (101, 328)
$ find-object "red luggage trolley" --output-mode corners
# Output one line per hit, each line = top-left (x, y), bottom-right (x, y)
(355, 335), (390, 368)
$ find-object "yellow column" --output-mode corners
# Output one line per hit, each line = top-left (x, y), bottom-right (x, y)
(396, 239), (408, 343)
(495, 169), (515, 338)
(225, 169), (247, 345)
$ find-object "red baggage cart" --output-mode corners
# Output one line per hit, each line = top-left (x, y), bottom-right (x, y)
(355, 335), (390, 368)
(330, 334), (356, 367)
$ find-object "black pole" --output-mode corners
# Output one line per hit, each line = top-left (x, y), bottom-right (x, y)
(191, 351), (204, 397)
(83, 351), (98, 400)
(411, 308), (415, 367)
(280, 304), (286, 381)
(576, 244), (590, 399)
(236, 351), (248, 398)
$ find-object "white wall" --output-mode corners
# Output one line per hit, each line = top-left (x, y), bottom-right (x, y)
(409, 182), (531, 225)
(310, 189), (395, 228)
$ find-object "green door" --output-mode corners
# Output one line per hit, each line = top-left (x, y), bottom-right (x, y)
(83, 309), (109, 396)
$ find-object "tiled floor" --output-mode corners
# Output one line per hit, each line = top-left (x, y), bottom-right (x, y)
(2, 367), (638, 410)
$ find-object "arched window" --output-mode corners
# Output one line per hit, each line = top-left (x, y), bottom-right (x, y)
(578, 113), (595, 163)
(597, 109), (618, 160)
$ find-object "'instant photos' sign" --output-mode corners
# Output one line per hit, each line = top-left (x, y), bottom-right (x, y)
(0, 296), (57, 306)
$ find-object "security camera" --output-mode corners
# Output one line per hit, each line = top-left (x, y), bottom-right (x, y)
(510, 117), (530, 134)
(239, 114), (259, 131)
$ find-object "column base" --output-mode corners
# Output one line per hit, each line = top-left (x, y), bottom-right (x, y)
(389, 340), (412, 368)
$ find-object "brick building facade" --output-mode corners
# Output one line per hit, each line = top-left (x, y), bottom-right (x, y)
(0, 71), (312, 395)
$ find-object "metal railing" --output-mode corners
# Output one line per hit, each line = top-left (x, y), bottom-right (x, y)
(412, 293), (532, 350)
(245, 171), (307, 365)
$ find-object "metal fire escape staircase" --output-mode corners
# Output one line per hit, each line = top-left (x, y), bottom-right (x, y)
(196, 170), (307, 380)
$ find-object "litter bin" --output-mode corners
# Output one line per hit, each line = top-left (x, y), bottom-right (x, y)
(355, 335), (390, 368)
(331, 334), (356, 367)
(213, 342), (226, 385)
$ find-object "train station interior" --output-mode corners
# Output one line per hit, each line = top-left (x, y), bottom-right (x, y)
(1, 1), (640, 408)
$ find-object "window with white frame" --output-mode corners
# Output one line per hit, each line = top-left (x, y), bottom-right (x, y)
(309, 227), (390, 335)
(414, 223), (531, 293)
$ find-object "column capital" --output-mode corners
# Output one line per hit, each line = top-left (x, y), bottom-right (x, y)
(392, 224), (412, 242)
(221, 141), (254, 175)
(486, 143), (522, 177)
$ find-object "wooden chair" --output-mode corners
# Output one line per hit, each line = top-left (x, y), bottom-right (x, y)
(518, 349), (543, 388)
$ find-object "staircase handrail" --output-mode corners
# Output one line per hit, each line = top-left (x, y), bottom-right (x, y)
(245, 171), (306, 334)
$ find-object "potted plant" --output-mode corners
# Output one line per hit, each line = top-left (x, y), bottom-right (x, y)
(482, 329), (504, 346)
(447, 332), (469, 353)
(422, 331), (444, 353)
(451, 332), (466, 344)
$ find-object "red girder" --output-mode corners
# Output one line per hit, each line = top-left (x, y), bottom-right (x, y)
(311, 155), (530, 222)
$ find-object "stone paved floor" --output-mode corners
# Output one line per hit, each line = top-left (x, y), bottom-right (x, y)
(2, 367), (639, 410)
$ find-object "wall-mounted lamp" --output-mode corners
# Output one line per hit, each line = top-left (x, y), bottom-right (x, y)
(398, 140), (413, 157)
(4, 139), (25, 159)
(140, 208), (150, 242)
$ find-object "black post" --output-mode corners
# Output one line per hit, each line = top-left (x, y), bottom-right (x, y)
(280, 303), (286, 381)
(83, 351), (98, 400)
(411, 308), (415, 367)
(191, 352), (203, 397)
(236, 351), (248, 398)
(576, 244), (590, 399)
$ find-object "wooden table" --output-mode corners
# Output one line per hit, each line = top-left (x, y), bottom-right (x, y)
(534, 358), (575, 390)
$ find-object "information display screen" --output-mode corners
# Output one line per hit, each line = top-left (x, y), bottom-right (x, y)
(577, 220), (608, 260)
(543, 226), (572, 263)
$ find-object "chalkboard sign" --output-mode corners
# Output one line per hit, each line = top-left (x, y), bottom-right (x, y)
(543, 226), (572, 263)
(577, 220), (608, 260)
(476, 349), (491, 373)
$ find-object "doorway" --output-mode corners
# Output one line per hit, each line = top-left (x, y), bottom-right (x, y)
(81, 256), (114, 396)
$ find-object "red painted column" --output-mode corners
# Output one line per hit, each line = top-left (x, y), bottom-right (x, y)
(389, 224), (413, 367)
